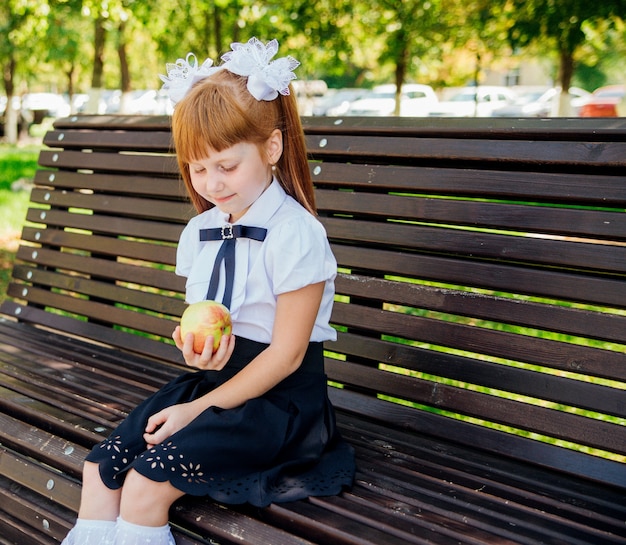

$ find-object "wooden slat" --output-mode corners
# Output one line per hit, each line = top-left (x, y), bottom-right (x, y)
(329, 389), (626, 489)
(324, 217), (626, 274)
(0, 302), (183, 363)
(311, 162), (626, 205)
(13, 248), (185, 293)
(334, 275), (626, 344)
(332, 246), (626, 308)
(301, 115), (626, 140)
(25, 208), (186, 243)
(331, 301), (626, 380)
(317, 190), (626, 240)
(306, 134), (626, 167)
(20, 226), (178, 265)
(29, 187), (191, 223)
(34, 170), (186, 199)
(44, 128), (173, 151)
(38, 149), (179, 175)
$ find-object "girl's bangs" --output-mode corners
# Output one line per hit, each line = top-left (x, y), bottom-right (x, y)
(173, 77), (266, 164)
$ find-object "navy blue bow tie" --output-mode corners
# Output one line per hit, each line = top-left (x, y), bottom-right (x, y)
(199, 224), (267, 309)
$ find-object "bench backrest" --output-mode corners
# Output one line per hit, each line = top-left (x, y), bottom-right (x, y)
(3, 115), (626, 489)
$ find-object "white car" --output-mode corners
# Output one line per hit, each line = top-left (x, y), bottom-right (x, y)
(346, 84), (438, 117)
(429, 86), (517, 117)
(491, 86), (590, 117)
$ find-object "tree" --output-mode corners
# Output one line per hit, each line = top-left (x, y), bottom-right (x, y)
(0, 0), (50, 143)
(500, 0), (626, 114)
(45, 0), (90, 110)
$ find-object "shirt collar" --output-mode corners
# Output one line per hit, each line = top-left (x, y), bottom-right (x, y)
(229, 178), (286, 227)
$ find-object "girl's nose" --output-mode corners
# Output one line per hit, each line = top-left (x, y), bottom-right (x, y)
(204, 173), (224, 193)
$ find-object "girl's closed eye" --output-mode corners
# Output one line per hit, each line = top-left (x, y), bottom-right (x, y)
(219, 163), (238, 173)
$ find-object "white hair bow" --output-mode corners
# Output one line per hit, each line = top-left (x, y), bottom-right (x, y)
(160, 38), (300, 105)
(159, 53), (221, 105)
(221, 38), (300, 101)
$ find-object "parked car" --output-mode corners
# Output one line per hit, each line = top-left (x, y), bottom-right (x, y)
(21, 92), (71, 123)
(346, 84), (438, 117)
(428, 86), (517, 117)
(491, 86), (590, 117)
(579, 84), (626, 117)
(312, 89), (368, 116)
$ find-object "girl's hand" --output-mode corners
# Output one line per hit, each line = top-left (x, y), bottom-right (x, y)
(143, 402), (200, 448)
(172, 325), (235, 370)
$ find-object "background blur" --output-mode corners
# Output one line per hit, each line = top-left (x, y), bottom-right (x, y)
(2, 0), (626, 142)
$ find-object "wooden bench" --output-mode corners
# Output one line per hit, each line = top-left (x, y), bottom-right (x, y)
(1, 114), (625, 545)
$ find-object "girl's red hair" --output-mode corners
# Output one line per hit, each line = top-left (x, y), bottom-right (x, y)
(171, 69), (315, 215)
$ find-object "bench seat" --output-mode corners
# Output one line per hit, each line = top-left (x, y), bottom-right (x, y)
(1, 114), (625, 544)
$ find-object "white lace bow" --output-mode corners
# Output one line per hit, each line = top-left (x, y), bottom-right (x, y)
(159, 53), (221, 105)
(160, 38), (299, 105)
(221, 38), (300, 101)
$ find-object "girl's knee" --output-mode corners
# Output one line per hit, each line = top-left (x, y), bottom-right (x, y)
(82, 461), (105, 488)
(120, 470), (184, 525)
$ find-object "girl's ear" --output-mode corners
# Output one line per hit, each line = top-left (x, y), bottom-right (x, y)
(266, 128), (283, 165)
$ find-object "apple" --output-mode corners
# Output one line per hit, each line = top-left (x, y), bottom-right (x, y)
(179, 301), (232, 354)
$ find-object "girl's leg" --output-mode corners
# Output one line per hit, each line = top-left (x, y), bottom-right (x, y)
(119, 468), (185, 526)
(61, 462), (121, 545)
(109, 469), (184, 545)
(78, 461), (122, 520)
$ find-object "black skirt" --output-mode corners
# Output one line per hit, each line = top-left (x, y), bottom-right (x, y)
(86, 337), (355, 507)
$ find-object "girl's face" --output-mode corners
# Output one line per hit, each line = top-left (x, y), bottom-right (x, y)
(188, 131), (281, 223)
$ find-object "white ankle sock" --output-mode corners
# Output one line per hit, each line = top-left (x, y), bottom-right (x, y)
(113, 516), (176, 545)
(61, 518), (116, 545)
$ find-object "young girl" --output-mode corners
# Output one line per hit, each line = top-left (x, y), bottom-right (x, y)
(61, 38), (355, 545)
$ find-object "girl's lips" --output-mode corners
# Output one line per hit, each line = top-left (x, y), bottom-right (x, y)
(212, 194), (235, 206)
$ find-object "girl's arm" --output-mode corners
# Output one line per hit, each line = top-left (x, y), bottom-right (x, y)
(143, 281), (325, 445)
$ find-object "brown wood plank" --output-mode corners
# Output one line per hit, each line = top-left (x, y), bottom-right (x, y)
(331, 301), (626, 381)
(0, 318), (180, 387)
(334, 275), (626, 344)
(324, 218), (626, 274)
(301, 115), (626, 140)
(44, 128), (173, 151)
(6, 285), (177, 339)
(0, 302), (183, 363)
(10, 267), (185, 317)
(330, 389), (626, 488)
(54, 114), (626, 141)
(311, 162), (626, 205)
(25, 208), (186, 243)
(34, 170), (186, 200)
(20, 227), (178, 265)
(326, 361), (625, 454)
(317, 190), (626, 240)
(326, 339), (626, 418)
(332, 246), (626, 309)
(29, 187), (191, 223)
(53, 115), (173, 132)
(306, 135), (626, 167)
(38, 149), (179, 175)
(13, 248), (185, 293)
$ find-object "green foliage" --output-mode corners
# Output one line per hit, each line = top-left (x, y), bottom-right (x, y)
(0, 1), (624, 99)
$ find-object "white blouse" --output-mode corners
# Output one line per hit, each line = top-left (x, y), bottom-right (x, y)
(176, 180), (337, 343)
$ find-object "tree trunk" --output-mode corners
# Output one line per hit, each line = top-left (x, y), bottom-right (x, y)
(556, 48), (575, 116)
(118, 20), (132, 114)
(3, 56), (18, 144)
(85, 14), (107, 114)
(394, 40), (408, 116)
(213, 6), (222, 54)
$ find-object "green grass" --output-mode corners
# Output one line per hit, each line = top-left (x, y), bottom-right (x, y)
(0, 144), (40, 303)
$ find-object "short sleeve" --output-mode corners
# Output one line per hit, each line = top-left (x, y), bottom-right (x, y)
(265, 217), (336, 296)
(175, 219), (200, 278)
